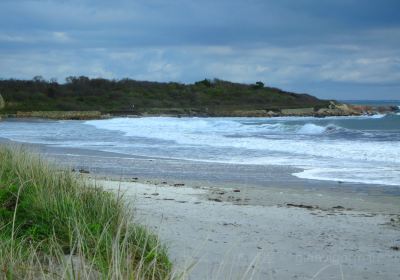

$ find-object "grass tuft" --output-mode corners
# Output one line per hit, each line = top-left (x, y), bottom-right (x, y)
(0, 145), (172, 279)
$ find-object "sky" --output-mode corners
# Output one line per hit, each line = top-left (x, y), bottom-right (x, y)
(0, 0), (400, 100)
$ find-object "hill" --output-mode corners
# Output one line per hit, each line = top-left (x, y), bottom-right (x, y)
(0, 77), (329, 117)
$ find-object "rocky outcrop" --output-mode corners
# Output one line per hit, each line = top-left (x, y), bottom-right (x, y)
(281, 108), (315, 116)
(15, 111), (104, 120)
(315, 101), (361, 117)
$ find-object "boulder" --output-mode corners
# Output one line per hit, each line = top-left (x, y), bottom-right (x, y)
(323, 102), (360, 116)
(267, 110), (279, 117)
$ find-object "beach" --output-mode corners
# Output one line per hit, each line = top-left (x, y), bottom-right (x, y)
(95, 177), (400, 280)
(1, 116), (400, 279)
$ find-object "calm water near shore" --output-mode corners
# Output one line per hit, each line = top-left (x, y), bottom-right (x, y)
(0, 113), (399, 190)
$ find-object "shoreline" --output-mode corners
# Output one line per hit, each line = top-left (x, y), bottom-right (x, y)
(1, 137), (399, 196)
(1, 101), (398, 120)
(0, 111), (394, 120)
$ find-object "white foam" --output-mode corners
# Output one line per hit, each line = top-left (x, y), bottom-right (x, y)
(294, 167), (400, 186)
(85, 117), (400, 164)
(368, 114), (386, 119)
(297, 123), (326, 134)
(2, 116), (398, 187)
(84, 117), (400, 186)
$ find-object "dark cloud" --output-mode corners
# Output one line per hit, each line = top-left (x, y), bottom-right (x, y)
(0, 0), (399, 99)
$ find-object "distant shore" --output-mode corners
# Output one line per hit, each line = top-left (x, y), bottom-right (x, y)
(1, 78), (399, 121)
(0, 102), (398, 120)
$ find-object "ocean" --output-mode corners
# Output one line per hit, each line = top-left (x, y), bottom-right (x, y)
(0, 108), (399, 187)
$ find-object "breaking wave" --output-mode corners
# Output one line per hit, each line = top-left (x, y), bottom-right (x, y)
(1, 114), (398, 187)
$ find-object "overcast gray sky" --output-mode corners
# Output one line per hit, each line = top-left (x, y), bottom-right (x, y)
(1, 0), (399, 99)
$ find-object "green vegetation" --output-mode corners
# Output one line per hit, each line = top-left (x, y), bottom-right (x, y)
(0, 145), (171, 279)
(0, 77), (329, 115)
(0, 93), (5, 110)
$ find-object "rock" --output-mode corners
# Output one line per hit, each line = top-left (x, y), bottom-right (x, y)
(267, 110), (279, 117)
(16, 110), (102, 120)
(332, 205), (345, 210)
(318, 102), (361, 116)
(281, 108), (314, 116)
(209, 198), (223, 202)
(79, 169), (90, 174)
(286, 203), (315, 210)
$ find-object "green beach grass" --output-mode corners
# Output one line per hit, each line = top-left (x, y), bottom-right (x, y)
(0, 145), (172, 279)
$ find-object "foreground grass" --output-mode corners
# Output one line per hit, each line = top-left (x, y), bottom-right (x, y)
(0, 145), (172, 279)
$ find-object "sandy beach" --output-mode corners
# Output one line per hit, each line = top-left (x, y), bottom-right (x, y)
(93, 177), (400, 280)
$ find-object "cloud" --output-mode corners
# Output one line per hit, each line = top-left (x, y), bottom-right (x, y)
(0, 0), (399, 99)
(52, 32), (71, 43)
(320, 57), (400, 84)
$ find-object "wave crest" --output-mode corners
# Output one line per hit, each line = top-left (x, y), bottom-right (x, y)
(297, 123), (328, 135)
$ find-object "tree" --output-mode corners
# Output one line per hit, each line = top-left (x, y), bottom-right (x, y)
(254, 81), (264, 89)
(33, 75), (45, 83)
(46, 87), (56, 98)
(195, 79), (212, 88)
(0, 93), (5, 110)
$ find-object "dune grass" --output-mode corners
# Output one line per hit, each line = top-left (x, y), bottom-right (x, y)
(0, 145), (172, 279)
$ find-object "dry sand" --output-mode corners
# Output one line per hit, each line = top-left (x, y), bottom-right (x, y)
(94, 178), (400, 280)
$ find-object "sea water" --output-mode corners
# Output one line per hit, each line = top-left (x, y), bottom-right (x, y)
(1, 111), (399, 186)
